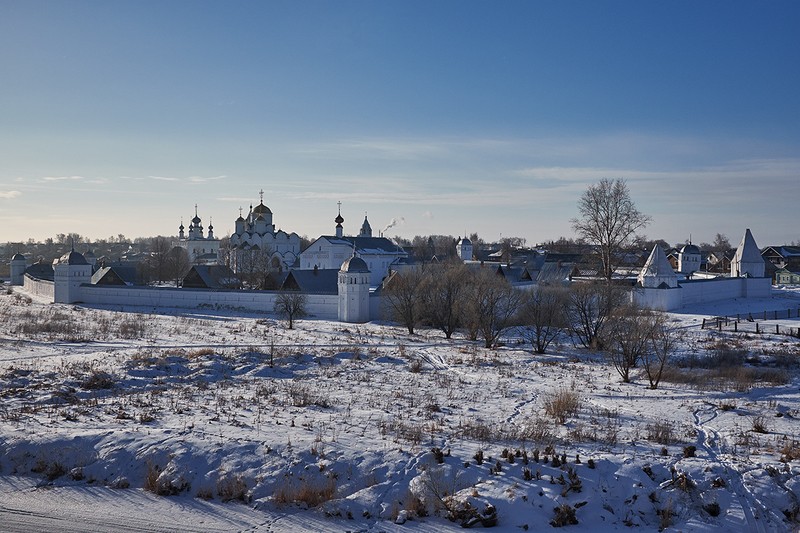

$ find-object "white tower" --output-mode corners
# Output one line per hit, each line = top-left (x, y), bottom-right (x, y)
(53, 249), (92, 304)
(10, 253), (26, 286)
(731, 228), (765, 278)
(457, 236), (473, 261)
(338, 255), (370, 323)
(638, 245), (678, 288)
(678, 242), (701, 275)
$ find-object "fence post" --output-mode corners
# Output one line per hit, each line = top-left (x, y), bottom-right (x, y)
(718, 320), (722, 331)
(701, 318), (705, 329)
(756, 322), (760, 334)
(734, 321), (738, 332)
(776, 324), (780, 334)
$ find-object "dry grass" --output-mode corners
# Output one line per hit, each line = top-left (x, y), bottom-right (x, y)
(543, 388), (581, 424)
(273, 476), (336, 507)
(646, 420), (676, 445)
(660, 364), (789, 392)
(217, 473), (249, 502)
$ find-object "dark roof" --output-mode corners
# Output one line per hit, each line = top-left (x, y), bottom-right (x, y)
(680, 244), (701, 254)
(341, 256), (370, 273)
(252, 202), (272, 215)
(182, 265), (242, 289)
(25, 262), (54, 281)
(91, 267), (128, 286)
(280, 268), (339, 294)
(322, 236), (406, 255)
(101, 263), (140, 285)
(537, 262), (574, 284)
(56, 250), (88, 265)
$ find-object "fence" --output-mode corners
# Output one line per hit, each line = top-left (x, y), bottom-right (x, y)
(701, 307), (800, 338)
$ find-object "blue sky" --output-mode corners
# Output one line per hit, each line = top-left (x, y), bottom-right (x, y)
(1, 1), (799, 247)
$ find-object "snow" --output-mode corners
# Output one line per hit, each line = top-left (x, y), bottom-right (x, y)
(1, 285), (799, 531)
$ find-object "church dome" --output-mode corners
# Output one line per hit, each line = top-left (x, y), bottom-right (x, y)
(335, 213), (344, 225)
(459, 236), (472, 245)
(12, 253), (25, 261)
(680, 243), (700, 255)
(340, 256), (369, 273)
(253, 202), (272, 215)
(57, 250), (88, 265)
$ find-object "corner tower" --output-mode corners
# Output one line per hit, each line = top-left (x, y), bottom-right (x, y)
(338, 255), (370, 323)
(731, 228), (765, 278)
(10, 253), (26, 286)
(53, 249), (92, 303)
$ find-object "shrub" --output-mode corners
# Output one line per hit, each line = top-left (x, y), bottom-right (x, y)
(752, 416), (769, 434)
(144, 462), (161, 494)
(550, 504), (578, 527)
(646, 421), (675, 445)
(543, 389), (580, 424)
(217, 473), (249, 502)
(81, 370), (115, 390)
(658, 499), (675, 529)
(273, 476), (336, 507)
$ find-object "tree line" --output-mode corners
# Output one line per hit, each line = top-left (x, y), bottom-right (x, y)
(382, 260), (677, 388)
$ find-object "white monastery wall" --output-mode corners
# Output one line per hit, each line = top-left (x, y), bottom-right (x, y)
(23, 275), (54, 300)
(77, 285), (340, 320)
(634, 277), (772, 311)
(631, 287), (683, 311)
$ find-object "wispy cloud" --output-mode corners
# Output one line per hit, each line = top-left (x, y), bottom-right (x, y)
(188, 175), (226, 183)
(0, 190), (21, 199)
(42, 175), (85, 182)
(149, 175), (227, 183)
(217, 196), (255, 203)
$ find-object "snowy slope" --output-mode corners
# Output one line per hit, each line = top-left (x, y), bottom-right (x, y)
(0, 286), (798, 531)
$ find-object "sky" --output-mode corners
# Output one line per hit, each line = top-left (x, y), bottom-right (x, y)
(1, 0), (799, 248)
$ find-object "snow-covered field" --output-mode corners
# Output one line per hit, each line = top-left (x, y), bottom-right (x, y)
(1, 286), (799, 532)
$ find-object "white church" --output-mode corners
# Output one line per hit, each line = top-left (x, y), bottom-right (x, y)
(229, 190), (302, 272)
(175, 205), (220, 264)
(299, 204), (408, 286)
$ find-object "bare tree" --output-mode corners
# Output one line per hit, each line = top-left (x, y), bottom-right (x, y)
(382, 267), (426, 334)
(141, 236), (173, 283)
(164, 246), (190, 287)
(565, 282), (626, 349)
(600, 304), (655, 383)
(464, 269), (522, 348)
(419, 261), (468, 339)
(498, 236), (527, 264)
(274, 290), (307, 329)
(236, 246), (278, 289)
(643, 312), (677, 389)
(571, 178), (651, 280)
(519, 285), (568, 354)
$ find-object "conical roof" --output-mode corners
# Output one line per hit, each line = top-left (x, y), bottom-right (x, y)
(733, 228), (762, 264)
(637, 244), (678, 288)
